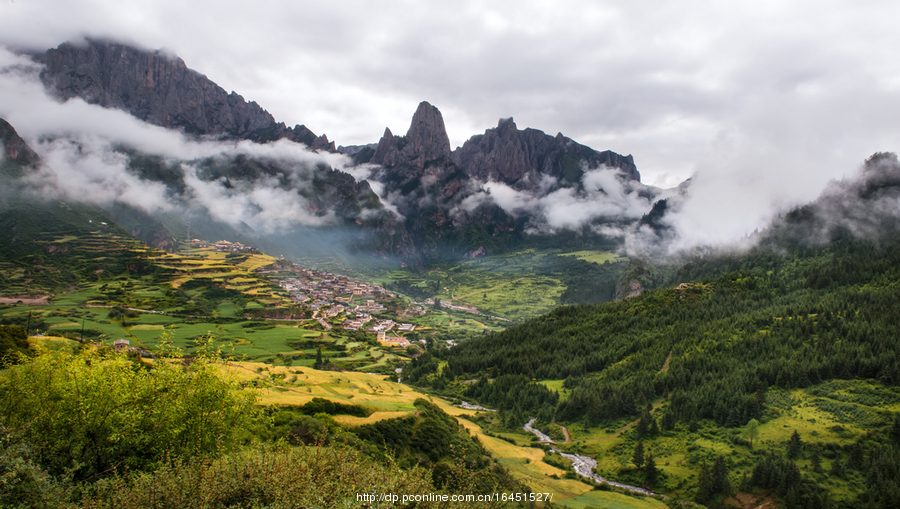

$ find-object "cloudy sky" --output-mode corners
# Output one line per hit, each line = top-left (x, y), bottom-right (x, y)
(2, 0), (900, 245)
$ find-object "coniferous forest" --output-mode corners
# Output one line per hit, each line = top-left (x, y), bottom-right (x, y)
(404, 154), (900, 508)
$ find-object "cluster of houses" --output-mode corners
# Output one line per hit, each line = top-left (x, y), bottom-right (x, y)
(275, 267), (393, 306)
(192, 239), (259, 254)
(271, 265), (422, 348)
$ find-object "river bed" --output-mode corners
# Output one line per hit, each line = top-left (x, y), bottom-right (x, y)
(523, 418), (655, 497)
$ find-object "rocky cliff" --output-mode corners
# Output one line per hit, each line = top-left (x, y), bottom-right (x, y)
(0, 118), (39, 172)
(452, 117), (640, 191)
(35, 40), (334, 150)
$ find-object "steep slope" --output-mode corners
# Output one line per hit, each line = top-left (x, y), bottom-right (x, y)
(35, 39), (334, 149)
(358, 102), (664, 260)
(0, 118), (39, 178)
(26, 40), (671, 263)
(453, 117), (640, 191)
(406, 152), (900, 505)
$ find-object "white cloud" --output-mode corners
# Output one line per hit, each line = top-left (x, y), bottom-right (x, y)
(0, 46), (366, 231)
(2, 1), (900, 251)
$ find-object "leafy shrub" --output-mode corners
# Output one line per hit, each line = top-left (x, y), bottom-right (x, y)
(0, 349), (257, 481)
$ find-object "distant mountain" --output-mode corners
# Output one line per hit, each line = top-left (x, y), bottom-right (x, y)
(353, 101), (666, 258)
(0, 118), (39, 177)
(35, 40), (335, 150)
(453, 116), (640, 190)
(16, 40), (677, 264)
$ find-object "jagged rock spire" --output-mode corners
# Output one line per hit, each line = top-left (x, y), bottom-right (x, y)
(371, 101), (450, 168)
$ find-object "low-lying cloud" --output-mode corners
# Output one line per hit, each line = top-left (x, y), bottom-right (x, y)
(456, 165), (669, 235)
(0, 46), (364, 233)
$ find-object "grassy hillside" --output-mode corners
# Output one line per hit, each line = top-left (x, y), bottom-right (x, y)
(405, 157), (900, 507)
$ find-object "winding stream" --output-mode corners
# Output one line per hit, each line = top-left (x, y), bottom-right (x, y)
(524, 418), (655, 497)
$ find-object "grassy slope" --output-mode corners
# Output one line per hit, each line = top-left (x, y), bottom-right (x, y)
(219, 361), (664, 508)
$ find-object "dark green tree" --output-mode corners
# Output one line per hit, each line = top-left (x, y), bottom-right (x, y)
(810, 443), (822, 474)
(648, 417), (660, 436)
(314, 347), (323, 369)
(847, 441), (864, 470)
(632, 440), (645, 470)
(644, 452), (659, 487)
(696, 462), (713, 504)
(787, 430), (802, 460)
(711, 455), (731, 497)
(890, 415), (900, 446)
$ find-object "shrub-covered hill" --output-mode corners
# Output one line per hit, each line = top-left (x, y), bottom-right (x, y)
(403, 153), (900, 507)
(424, 153), (900, 425)
(0, 348), (517, 508)
(0, 200), (163, 295)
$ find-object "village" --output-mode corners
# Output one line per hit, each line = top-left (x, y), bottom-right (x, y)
(260, 263), (424, 349)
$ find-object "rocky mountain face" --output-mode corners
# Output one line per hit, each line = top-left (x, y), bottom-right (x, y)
(453, 117), (640, 191)
(35, 40), (335, 150)
(361, 102), (510, 257)
(22, 40), (669, 264)
(0, 118), (39, 175)
(355, 101), (663, 259)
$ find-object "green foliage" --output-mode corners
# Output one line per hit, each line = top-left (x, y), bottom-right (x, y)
(299, 397), (370, 417)
(742, 418), (760, 448)
(787, 429), (802, 460)
(75, 443), (501, 509)
(643, 452), (658, 487)
(0, 349), (257, 481)
(352, 399), (515, 493)
(0, 325), (29, 362)
(435, 231), (900, 430)
(631, 440), (645, 469)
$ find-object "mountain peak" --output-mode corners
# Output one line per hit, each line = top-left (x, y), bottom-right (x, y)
(452, 116), (640, 188)
(0, 118), (39, 171)
(371, 102), (450, 168)
(405, 101), (451, 165)
(34, 40), (331, 149)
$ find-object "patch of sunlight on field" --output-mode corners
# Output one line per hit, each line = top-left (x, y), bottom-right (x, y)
(558, 491), (667, 509)
(218, 360), (661, 505)
(129, 324), (164, 331)
(559, 250), (626, 264)
(333, 411), (416, 426)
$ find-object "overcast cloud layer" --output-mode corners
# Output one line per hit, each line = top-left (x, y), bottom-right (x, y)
(2, 0), (900, 249)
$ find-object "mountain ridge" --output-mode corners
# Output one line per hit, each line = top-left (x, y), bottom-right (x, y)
(22, 39), (675, 264)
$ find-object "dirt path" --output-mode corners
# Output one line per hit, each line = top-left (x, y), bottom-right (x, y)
(661, 350), (673, 373)
(602, 395), (668, 440)
(556, 423), (571, 444)
(0, 296), (51, 305)
(454, 278), (525, 300)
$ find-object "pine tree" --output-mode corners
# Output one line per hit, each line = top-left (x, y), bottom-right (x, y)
(696, 462), (713, 504)
(810, 443), (823, 473)
(890, 415), (900, 446)
(829, 458), (844, 478)
(314, 347), (323, 369)
(661, 410), (675, 431)
(632, 440), (645, 470)
(847, 441), (864, 470)
(711, 455), (731, 496)
(644, 452), (659, 487)
(637, 411), (650, 437)
(787, 430), (802, 460)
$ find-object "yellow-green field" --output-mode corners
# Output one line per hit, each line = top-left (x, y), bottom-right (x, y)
(221, 362), (665, 508)
(559, 250), (627, 265)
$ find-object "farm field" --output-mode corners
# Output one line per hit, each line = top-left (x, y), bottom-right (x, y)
(379, 248), (627, 323)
